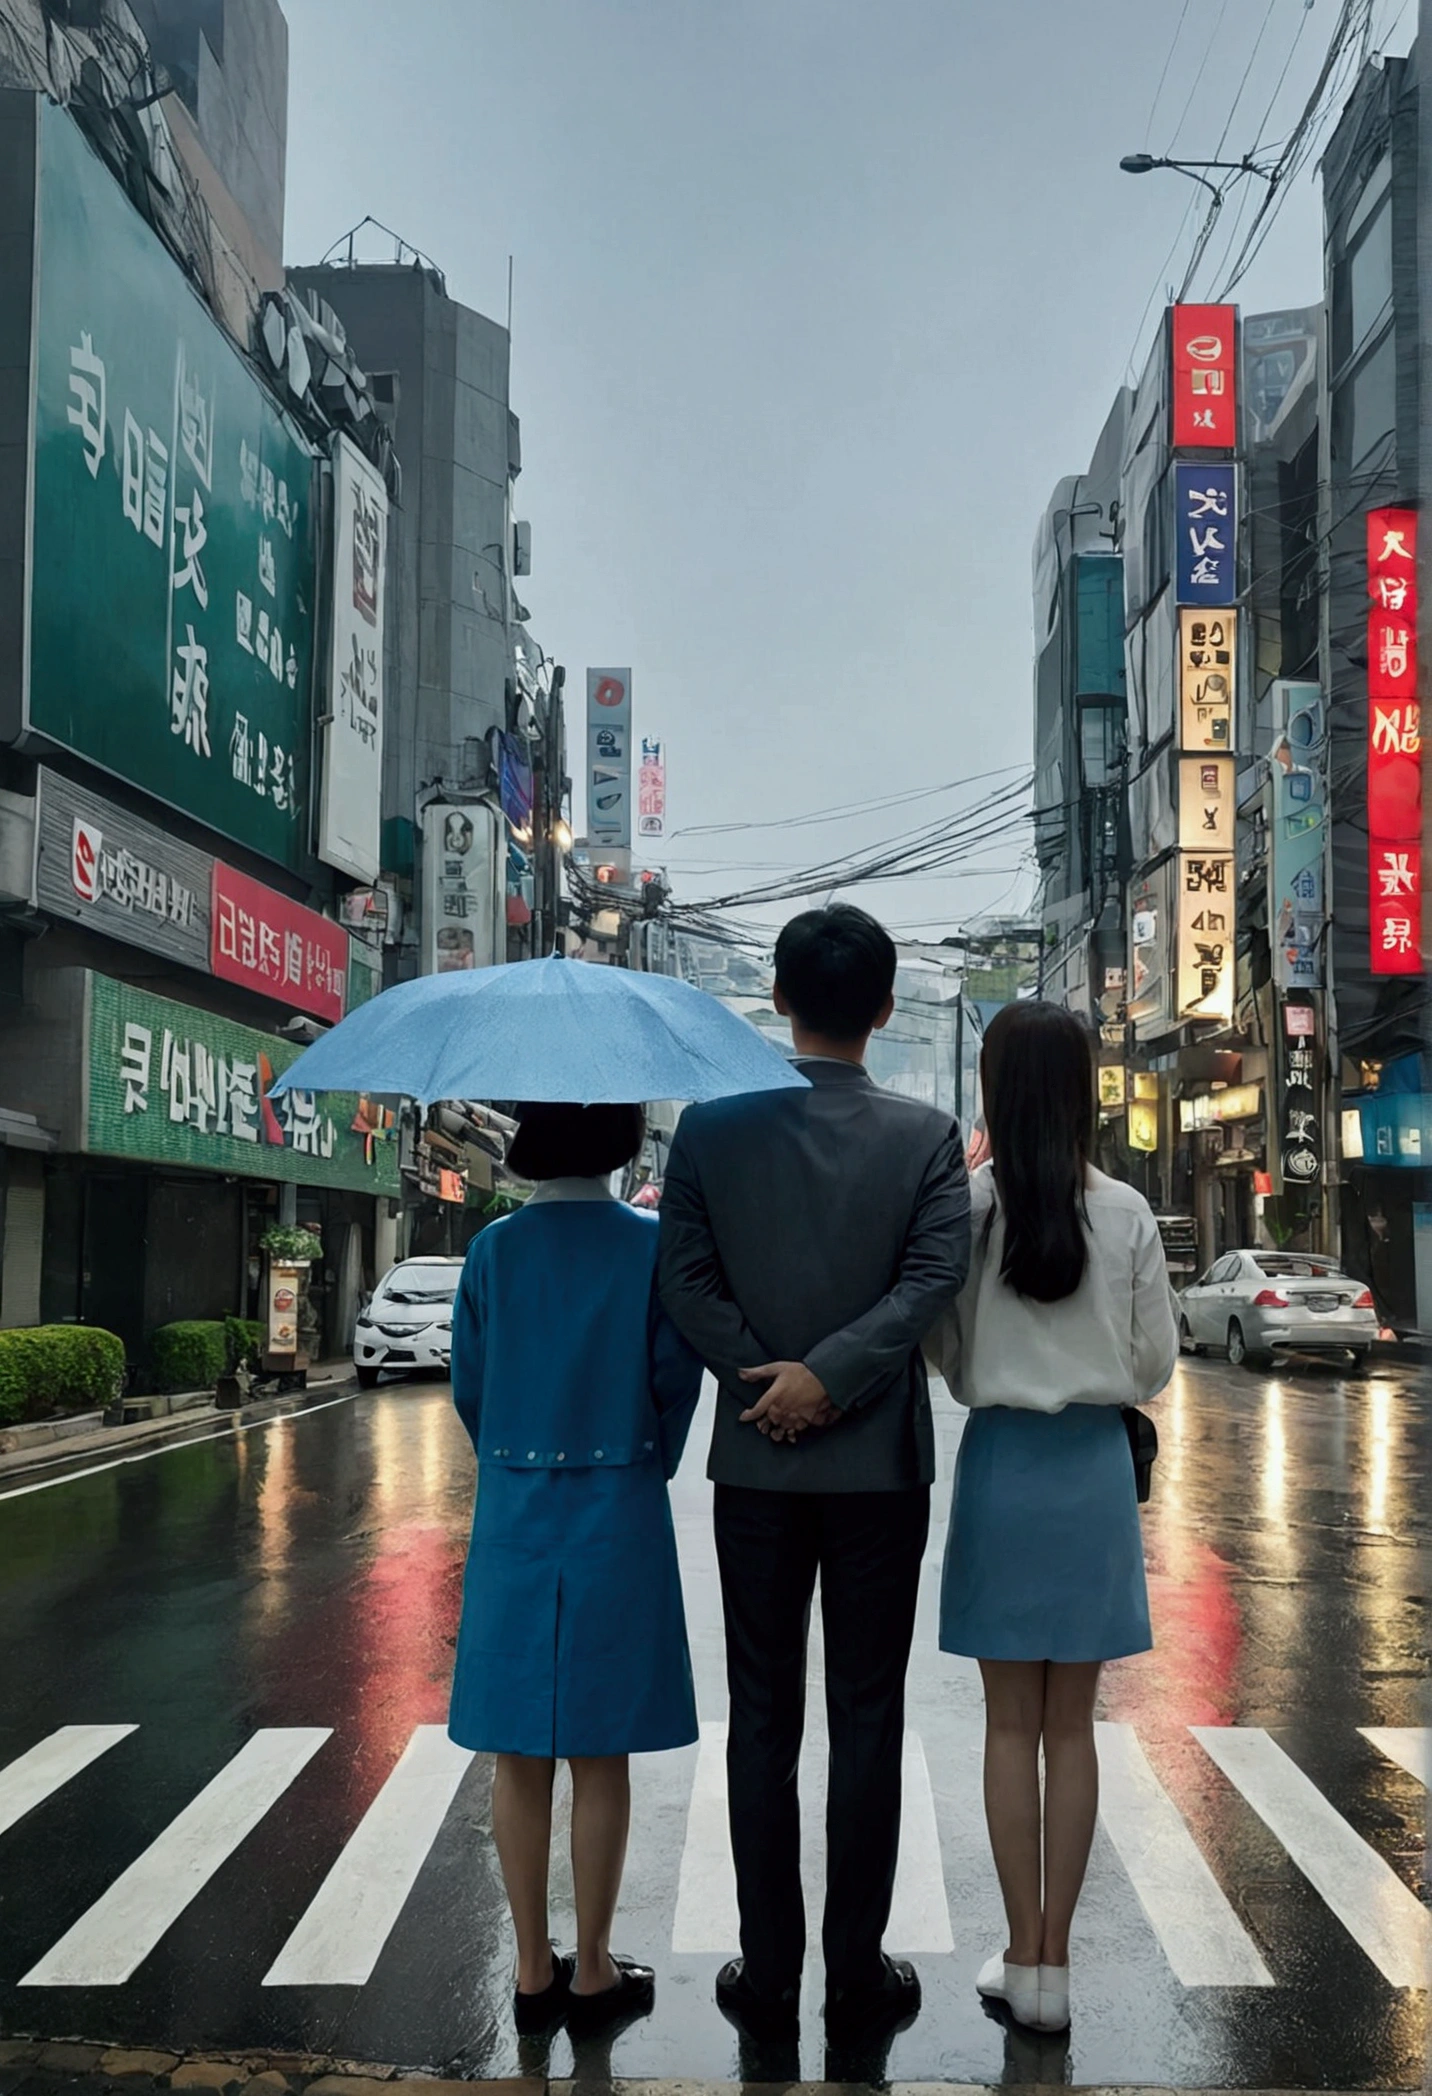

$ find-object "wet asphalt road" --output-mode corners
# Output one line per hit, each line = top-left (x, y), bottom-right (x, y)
(0, 1354), (1426, 2087)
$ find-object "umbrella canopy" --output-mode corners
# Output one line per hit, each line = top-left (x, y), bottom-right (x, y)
(267, 956), (808, 1106)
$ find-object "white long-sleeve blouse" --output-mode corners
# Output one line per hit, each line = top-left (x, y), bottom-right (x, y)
(932, 1162), (1179, 1413)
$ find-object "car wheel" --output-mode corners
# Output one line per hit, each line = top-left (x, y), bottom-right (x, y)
(356, 1364), (381, 1389)
(1227, 1319), (1271, 1371)
(1179, 1315), (1205, 1357)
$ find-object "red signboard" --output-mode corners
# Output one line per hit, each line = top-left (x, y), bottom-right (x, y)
(211, 862), (348, 1022)
(1366, 509), (1423, 976)
(1171, 304), (1238, 448)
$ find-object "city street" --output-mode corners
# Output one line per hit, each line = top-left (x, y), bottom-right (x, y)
(0, 1356), (1425, 2088)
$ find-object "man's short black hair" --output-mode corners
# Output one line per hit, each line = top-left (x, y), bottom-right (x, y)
(773, 905), (898, 1042)
(507, 1103), (646, 1182)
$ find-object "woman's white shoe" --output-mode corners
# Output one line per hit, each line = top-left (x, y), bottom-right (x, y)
(975, 1954), (1041, 2028)
(1036, 1963), (1070, 2032)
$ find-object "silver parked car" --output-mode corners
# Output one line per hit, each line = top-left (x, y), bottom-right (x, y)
(353, 1256), (464, 1387)
(1178, 1250), (1378, 1368)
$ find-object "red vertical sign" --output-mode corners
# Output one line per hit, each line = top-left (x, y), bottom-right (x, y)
(1366, 509), (1422, 976)
(1171, 304), (1238, 448)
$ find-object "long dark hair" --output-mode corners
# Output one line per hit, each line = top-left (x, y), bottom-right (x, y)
(980, 1001), (1094, 1303)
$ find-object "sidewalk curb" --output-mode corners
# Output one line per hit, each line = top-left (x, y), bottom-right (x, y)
(0, 2046), (1423, 2094)
(0, 1366), (358, 1481)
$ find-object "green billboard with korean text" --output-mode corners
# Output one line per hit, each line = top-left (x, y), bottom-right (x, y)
(88, 975), (400, 1198)
(27, 104), (316, 870)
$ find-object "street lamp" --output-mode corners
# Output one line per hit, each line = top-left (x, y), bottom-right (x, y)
(1119, 152), (1279, 205)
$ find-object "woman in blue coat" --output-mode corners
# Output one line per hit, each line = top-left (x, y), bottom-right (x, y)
(448, 1101), (701, 2038)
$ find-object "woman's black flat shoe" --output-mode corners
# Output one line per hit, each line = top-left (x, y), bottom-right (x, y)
(514, 1950), (575, 2034)
(566, 1954), (656, 2036)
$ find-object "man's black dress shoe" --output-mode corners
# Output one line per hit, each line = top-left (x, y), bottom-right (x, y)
(566, 1954), (656, 2037)
(513, 1950), (575, 2034)
(824, 1953), (921, 2036)
(715, 1956), (801, 2040)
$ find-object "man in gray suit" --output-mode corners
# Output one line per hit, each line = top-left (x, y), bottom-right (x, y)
(659, 905), (970, 2043)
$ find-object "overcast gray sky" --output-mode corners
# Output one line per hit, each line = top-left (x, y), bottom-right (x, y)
(283, 0), (1413, 943)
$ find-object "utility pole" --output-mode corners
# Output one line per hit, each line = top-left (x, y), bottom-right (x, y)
(954, 985), (965, 1130)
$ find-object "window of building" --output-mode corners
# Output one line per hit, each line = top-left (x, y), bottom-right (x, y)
(1348, 198), (1393, 362)
(1074, 556), (1126, 701)
(1331, 324), (1396, 475)
(1079, 703), (1125, 786)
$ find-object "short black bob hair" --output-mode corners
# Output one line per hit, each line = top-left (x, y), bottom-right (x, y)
(774, 903), (898, 1043)
(507, 1102), (646, 1183)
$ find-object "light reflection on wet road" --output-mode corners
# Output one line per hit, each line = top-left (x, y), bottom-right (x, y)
(0, 1351), (1425, 2084)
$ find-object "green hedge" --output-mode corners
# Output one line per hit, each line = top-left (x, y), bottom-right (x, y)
(0, 1325), (126, 1426)
(150, 1320), (230, 1394)
(224, 1316), (265, 1372)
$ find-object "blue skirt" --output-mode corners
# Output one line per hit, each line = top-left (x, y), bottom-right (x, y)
(448, 1456), (698, 1758)
(939, 1404), (1152, 1664)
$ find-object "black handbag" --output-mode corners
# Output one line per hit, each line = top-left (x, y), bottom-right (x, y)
(1122, 1406), (1158, 1504)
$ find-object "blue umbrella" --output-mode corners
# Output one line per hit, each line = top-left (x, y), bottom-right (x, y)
(267, 956), (807, 1106)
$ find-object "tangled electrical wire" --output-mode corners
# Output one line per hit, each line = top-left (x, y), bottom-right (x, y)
(663, 770), (1034, 919)
(566, 767), (1038, 939)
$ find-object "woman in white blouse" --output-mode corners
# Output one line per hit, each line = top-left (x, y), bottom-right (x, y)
(932, 1001), (1177, 2037)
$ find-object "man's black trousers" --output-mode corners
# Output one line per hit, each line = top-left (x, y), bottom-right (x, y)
(712, 1481), (931, 1999)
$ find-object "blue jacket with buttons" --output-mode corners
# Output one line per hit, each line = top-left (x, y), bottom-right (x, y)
(451, 1199), (703, 1478)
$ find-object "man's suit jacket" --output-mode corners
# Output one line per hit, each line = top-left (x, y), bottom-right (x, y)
(658, 1058), (971, 1492)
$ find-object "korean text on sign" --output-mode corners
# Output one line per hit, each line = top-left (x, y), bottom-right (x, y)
(1366, 509), (1422, 976)
(1171, 304), (1238, 449)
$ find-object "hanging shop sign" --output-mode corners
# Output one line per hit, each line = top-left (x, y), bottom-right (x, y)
(1178, 611), (1236, 753)
(1366, 510), (1422, 977)
(85, 973), (400, 1194)
(421, 802), (502, 974)
(210, 863), (347, 1024)
(1268, 683), (1326, 992)
(21, 103), (316, 872)
(1176, 851), (1235, 1025)
(34, 768), (212, 971)
(1097, 1065), (1127, 1110)
(1180, 1083), (1263, 1132)
(1171, 303), (1238, 449)
(1174, 464), (1237, 604)
(1128, 861), (1175, 1043)
(1177, 756), (1236, 854)
(498, 734), (535, 840)
(1277, 994), (1321, 1189)
(414, 1128), (468, 1204)
(587, 669), (632, 848)
(1128, 1096), (1159, 1152)
(638, 737), (668, 841)
(319, 436), (389, 883)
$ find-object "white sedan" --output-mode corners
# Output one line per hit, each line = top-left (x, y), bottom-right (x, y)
(1178, 1250), (1378, 1369)
(353, 1257), (464, 1387)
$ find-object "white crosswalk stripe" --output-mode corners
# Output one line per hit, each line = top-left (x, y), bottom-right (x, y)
(1193, 1725), (1432, 1990)
(1360, 1725), (1429, 1787)
(670, 1719), (954, 1954)
(0, 1727), (136, 1841)
(671, 1722), (737, 1954)
(1095, 1722), (1274, 1987)
(263, 1727), (474, 1986)
(2, 1719), (1426, 1993)
(19, 1729), (331, 1987)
